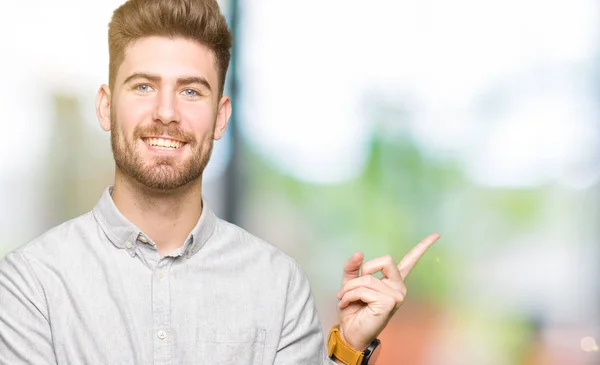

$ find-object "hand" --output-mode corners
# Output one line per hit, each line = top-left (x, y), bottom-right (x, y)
(335, 233), (440, 351)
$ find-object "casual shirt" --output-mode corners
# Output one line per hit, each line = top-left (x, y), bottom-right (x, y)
(0, 187), (335, 364)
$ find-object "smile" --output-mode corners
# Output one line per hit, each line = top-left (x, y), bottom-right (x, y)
(142, 137), (186, 150)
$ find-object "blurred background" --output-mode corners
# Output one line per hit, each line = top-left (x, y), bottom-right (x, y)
(1, 0), (599, 364)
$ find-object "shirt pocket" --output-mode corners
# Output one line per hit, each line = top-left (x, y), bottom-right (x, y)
(195, 327), (267, 365)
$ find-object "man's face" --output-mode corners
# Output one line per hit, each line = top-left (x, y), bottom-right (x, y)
(98, 36), (229, 191)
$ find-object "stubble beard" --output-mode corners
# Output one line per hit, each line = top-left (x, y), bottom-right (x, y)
(110, 117), (214, 191)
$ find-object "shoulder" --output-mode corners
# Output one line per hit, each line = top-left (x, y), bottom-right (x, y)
(4, 211), (96, 264)
(215, 217), (296, 258)
(209, 217), (305, 277)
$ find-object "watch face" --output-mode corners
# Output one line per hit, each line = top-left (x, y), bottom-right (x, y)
(367, 344), (381, 365)
(362, 339), (381, 365)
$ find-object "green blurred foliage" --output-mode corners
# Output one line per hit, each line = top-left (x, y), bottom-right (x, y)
(245, 132), (468, 304)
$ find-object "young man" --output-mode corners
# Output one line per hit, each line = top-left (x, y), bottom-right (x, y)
(0, 0), (439, 364)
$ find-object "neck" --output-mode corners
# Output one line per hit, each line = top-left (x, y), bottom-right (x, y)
(111, 168), (203, 257)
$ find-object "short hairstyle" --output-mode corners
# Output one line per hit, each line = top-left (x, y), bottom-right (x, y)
(108, 0), (233, 96)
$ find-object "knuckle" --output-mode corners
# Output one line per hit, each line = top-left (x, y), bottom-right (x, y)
(389, 281), (403, 293)
(385, 296), (397, 309)
(383, 255), (394, 265)
(394, 293), (405, 304)
(391, 283), (404, 292)
(399, 283), (408, 295)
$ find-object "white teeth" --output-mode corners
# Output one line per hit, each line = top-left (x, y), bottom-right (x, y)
(145, 137), (184, 149)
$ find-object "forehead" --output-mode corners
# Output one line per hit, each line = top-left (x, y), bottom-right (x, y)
(117, 36), (218, 87)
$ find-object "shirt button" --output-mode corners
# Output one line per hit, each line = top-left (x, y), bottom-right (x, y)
(158, 269), (166, 279)
(157, 330), (167, 340)
(125, 241), (133, 249)
(138, 235), (148, 243)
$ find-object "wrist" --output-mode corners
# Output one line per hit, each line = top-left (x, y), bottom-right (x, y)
(328, 325), (381, 365)
(338, 325), (370, 352)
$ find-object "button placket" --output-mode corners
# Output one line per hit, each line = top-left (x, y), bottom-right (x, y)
(152, 258), (172, 363)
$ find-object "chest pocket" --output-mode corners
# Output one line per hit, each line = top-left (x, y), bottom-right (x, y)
(195, 327), (267, 365)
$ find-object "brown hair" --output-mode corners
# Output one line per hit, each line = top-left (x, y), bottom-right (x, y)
(108, 0), (232, 96)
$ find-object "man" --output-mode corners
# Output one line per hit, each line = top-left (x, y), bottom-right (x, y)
(0, 0), (439, 364)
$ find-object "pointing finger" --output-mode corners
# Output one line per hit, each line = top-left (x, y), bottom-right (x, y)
(398, 233), (440, 279)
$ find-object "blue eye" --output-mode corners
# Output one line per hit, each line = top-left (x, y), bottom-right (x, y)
(183, 89), (199, 97)
(136, 84), (152, 92)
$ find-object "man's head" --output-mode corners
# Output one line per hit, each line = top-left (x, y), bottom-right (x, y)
(108, 0), (232, 97)
(96, 0), (233, 191)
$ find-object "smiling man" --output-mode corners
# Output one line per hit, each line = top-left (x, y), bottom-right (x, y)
(0, 0), (439, 364)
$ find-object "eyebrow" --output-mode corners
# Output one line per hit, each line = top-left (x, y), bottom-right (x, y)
(123, 72), (212, 92)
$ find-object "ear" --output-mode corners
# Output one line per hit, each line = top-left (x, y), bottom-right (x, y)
(96, 84), (112, 131)
(213, 95), (231, 141)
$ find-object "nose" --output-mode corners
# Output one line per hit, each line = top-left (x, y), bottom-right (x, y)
(152, 90), (180, 125)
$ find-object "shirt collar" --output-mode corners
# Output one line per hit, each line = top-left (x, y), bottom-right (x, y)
(92, 186), (217, 258)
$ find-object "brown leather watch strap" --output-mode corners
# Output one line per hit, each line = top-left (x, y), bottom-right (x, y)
(327, 325), (364, 365)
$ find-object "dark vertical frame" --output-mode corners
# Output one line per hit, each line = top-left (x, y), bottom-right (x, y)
(222, 0), (243, 225)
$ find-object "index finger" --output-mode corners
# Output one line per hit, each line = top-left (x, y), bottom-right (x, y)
(398, 233), (440, 279)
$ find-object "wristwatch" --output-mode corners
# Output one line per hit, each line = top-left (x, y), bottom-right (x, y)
(327, 325), (381, 365)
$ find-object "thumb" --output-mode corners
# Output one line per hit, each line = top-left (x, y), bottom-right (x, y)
(342, 252), (364, 286)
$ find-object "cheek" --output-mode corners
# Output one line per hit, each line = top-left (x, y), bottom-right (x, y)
(114, 97), (153, 135)
(180, 103), (217, 136)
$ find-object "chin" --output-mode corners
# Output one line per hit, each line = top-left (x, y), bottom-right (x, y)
(137, 169), (201, 192)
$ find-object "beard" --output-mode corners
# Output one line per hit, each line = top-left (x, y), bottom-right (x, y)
(110, 116), (214, 191)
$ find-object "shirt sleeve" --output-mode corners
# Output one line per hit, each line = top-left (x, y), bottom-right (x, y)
(273, 260), (337, 364)
(0, 251), (57, 364)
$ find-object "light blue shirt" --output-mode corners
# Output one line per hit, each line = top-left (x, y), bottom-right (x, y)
(0, 187), (335, 364)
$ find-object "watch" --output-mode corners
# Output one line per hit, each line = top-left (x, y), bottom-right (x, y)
(327, 325), (381, 365)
